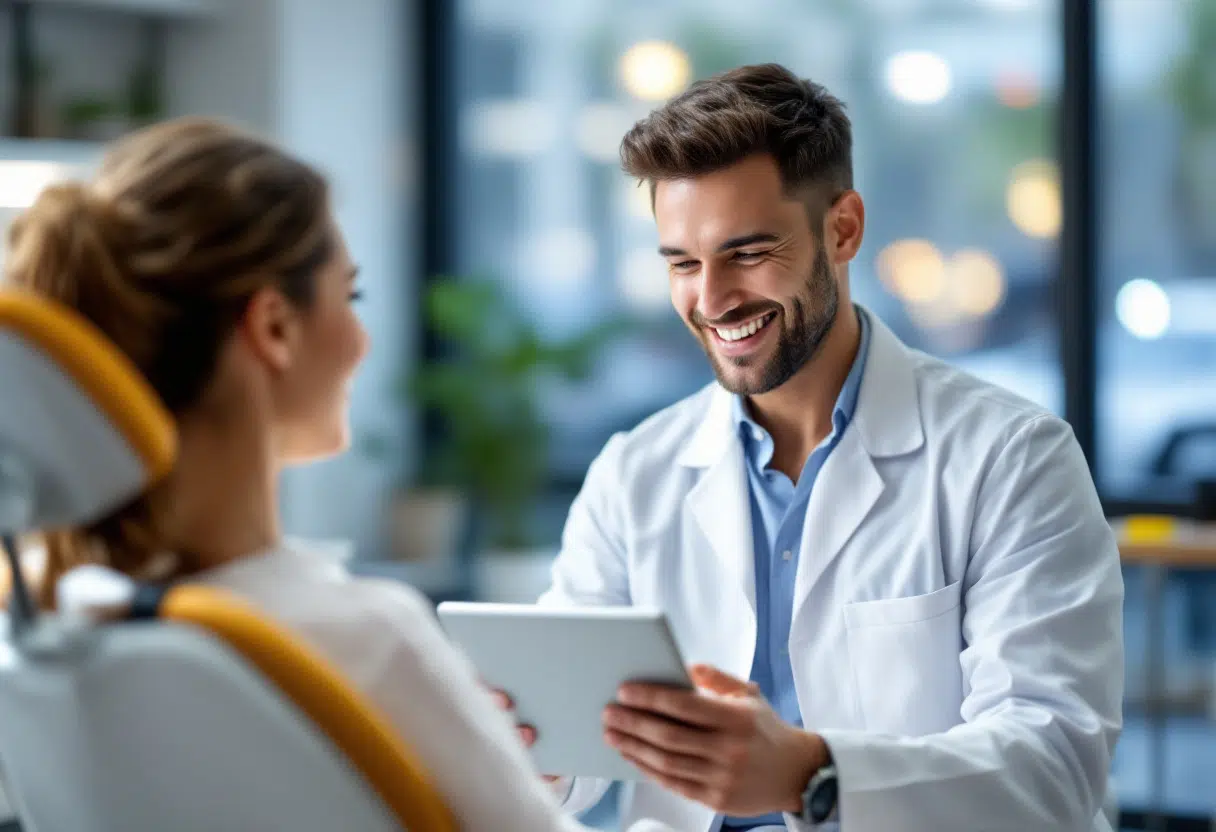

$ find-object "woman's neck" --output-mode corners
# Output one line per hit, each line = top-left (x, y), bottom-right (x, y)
(162, 413), (281, 574)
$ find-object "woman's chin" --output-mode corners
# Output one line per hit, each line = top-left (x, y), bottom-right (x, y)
(279, 428), (350, 466)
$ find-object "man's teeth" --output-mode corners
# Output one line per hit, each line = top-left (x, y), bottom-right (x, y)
(714, 313), (774, 342)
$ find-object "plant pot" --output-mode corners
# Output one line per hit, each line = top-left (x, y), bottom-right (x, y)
(388, 488), (470, 563)
(474, 546), (558, 603)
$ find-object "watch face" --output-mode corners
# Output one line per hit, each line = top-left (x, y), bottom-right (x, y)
(808, 775), (838, 822)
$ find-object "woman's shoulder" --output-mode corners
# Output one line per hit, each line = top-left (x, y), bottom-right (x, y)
(284, 541), (449, 628)
(344, 574), (439, 630)
(201, 541), (441, 647)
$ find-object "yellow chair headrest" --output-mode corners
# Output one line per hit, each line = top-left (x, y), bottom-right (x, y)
(0, 289), (176, 531)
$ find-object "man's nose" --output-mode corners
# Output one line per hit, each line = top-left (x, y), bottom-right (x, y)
(696, 262), (743, 323)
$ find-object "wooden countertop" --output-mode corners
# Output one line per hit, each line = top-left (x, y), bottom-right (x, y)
(1114, 517), (1216, 567)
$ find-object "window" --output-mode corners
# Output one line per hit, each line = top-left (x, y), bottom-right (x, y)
(445, 0), (1063, 499)
(1097, 0), (1216, 504)
(1096, 2), (1216, 820)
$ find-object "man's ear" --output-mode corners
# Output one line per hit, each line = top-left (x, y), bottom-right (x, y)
(826, 190), (865, 265)
(239, 286), (300, 373)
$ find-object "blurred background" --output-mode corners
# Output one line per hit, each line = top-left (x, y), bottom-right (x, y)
(1, 0), (1214, 827)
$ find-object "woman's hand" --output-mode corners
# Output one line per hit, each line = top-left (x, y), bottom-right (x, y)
(488, 686), (561, 784)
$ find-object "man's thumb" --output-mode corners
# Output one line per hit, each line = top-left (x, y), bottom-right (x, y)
(690, 664), (756, 696)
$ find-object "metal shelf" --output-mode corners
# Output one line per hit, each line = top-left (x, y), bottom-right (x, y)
(25, 0), (218, 20)
(0, 138), (104, 166)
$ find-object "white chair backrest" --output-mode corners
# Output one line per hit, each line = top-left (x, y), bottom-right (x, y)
(0, 619), (402, 832)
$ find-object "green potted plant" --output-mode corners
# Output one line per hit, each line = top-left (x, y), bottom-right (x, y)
(1168, 0), (1216, 262)
(384, 277), (628, 571)
(126, 57), (165, 128)
(61, 94), (127, 141)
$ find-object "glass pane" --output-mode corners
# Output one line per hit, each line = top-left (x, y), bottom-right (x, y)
(1097, 0), (1216, 503)
(1097, 2), (1216, 822)
(450, 0), (1062, 499)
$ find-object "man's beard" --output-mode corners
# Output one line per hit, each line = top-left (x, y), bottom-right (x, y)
(695, 243), (839, 396)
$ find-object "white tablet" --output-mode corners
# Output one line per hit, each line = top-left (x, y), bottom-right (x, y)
(436, 602), (693, 781)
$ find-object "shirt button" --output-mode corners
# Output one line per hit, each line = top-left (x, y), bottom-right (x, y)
(782, 550), (793, 561)
(753, 427), (764, 442)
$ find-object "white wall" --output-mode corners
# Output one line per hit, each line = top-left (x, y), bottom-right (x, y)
(166, 0), (279, 134)
(271, 0), (416, 557)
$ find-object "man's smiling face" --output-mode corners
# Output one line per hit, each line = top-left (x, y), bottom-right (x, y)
(657, 154), (840, 396)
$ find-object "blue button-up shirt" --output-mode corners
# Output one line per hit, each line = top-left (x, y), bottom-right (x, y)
(723, 309), (871, 829)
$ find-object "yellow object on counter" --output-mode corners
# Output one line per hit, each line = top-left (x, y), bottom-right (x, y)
(1122, 515), (1178, 544)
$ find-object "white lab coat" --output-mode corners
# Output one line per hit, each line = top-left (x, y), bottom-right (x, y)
(541, 312), (1124, 832)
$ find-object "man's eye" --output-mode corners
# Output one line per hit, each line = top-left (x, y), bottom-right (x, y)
(734, 251), (764, 261)
(670, 261), (698, 272)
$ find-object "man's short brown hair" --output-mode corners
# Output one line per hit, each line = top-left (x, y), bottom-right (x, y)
(619, 63), (852, 220)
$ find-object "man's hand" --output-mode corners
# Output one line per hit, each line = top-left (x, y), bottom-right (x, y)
(488, 688), (560, 784)
(603, 664), (829, 816)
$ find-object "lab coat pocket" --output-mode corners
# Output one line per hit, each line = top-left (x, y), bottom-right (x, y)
(844, 580), (964, 736)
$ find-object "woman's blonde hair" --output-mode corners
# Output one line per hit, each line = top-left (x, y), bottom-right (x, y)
(3, 117), (333, 607)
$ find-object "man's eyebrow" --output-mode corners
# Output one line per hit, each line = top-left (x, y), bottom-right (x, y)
(716, 232), (780, 252)
(658, 233), (781, 258)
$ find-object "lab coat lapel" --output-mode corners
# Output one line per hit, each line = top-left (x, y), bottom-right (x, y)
(794, 312), (924, 616)
(678, 388), (757, 621)
(794, 428), (883, 611)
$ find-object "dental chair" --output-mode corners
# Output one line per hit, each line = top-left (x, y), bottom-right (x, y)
(0, 289), (456, 832)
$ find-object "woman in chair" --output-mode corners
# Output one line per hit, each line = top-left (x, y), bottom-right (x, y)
(3, 118), (642, 832)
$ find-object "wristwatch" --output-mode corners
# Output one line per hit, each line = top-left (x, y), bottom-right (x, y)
(799, 763), (838, 825)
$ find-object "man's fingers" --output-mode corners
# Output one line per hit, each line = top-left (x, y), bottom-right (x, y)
(607, 729), (715, 784)
(689, 664), (753, 697)
(603, 705), (718, 757)
(616, 683), (740, 728)
(613, 743), (715, 807)
(491, 689), (512, 710)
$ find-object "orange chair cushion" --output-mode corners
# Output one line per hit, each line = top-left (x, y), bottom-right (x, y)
(0, 290), (175, 481)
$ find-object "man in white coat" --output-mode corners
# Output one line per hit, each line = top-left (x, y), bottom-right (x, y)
(511, 63), (1124, 831)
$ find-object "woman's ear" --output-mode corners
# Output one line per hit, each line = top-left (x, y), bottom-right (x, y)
(239, 286), (300, 373)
